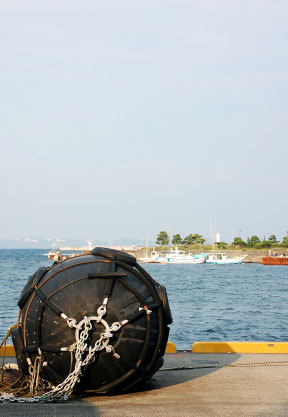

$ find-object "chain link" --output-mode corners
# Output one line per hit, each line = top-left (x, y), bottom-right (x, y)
(0, 299), (128, 403)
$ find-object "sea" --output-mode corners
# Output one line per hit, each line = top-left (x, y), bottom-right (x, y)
(1, 249), (288, 350)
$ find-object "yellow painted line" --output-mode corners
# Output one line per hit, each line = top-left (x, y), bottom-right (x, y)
(192, 341), (288, 354)
(0, 345), (15, 356)
(165, 341), (176, 353)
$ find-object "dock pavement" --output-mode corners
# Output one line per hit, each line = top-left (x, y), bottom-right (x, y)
(1, 352), (288, 417)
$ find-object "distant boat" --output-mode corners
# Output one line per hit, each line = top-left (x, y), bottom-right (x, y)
(150, 247), (207, 264)
(139, 236), (160, 263)
(44, 249), (75, 261)
(138, 257), (160, 264)
(43, 249), (63, 261)
(206, 252), (246, 265)
(262, 256), (288, 265)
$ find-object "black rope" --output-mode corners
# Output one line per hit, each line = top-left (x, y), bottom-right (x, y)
(34, 288), (62, 316)
(127, 303), (161, 324)
(87, 273), (127, 279)
(36, 302), (45, 348)
(105, 257), (117, 297)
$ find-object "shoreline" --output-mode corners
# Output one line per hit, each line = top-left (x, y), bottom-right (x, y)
(128, 248), (273, 264)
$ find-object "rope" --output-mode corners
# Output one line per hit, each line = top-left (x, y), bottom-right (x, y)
(0, 324), (32, 398)
(160, 361), (288, 371)
(0, 324), (17, 383)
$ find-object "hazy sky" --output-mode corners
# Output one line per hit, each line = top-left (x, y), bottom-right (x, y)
(1, 0), (287, 244)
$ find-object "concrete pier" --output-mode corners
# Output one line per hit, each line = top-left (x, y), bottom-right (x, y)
(2, 352), (288, 416)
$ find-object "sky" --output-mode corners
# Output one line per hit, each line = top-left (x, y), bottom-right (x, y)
(0, 0), (288, 245)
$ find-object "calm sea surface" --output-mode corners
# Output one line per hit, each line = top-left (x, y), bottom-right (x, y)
(1, 249), (288, 349)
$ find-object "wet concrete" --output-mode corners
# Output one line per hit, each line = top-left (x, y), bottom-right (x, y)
(2, 352), (288, 416)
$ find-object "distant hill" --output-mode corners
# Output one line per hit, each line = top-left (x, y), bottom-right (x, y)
(0, 236), (146, 249)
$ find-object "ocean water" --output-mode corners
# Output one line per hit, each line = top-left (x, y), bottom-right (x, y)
(0, 249), (288, 350)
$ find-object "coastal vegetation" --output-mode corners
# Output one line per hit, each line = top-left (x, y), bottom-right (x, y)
(156, 231), (206, 246)
(155, 231), (288, 249)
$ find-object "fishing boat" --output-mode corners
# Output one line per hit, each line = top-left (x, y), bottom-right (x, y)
(44, 249), (68, 261)
(207, 220), (245, 264)
(44, 249), (76, 261)
(139, 236), (160, 263)
(151, 247), (207, 264)
(138, 257), (160, 263)
(262, 256), (288, 265)
(206, 252), (246, 265)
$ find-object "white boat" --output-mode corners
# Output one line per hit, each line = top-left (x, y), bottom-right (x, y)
(138, 257), (160, 263)
(152, 247), (207, 264)
(206, 252), (246, 265)
(44, 249), (75, 261)
(139, 236), (160, 263)
(43, 249), (63, 261)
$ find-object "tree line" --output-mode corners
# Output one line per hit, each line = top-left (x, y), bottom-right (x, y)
(232, 234), (288, 248)
(156, 231), (205, 246)
(156, 231), (288, 248)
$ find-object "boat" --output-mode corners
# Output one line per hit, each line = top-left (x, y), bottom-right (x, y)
(206, 252), (246, 265)
(43, 249), (63, 261)
(138, 257), (160, 263)
(206, 221), (245, 264)
(44, 249), (76, 261)
(139, 236), (160, 263)
(151, 247), (207, 264)
(262, 256), (288, 265)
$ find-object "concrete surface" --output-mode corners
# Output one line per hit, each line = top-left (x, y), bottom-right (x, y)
(2, 352), (288, 416)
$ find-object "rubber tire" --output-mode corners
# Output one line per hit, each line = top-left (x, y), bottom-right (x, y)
(91, 247), (136, 266)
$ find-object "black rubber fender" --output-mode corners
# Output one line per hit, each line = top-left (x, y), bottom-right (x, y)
(18, 267), (48, 309)
(14, 251), (172, 394)
(157, 285), (173, 324)
(11, 327), (29, 375)
(91, 247), (137, 266)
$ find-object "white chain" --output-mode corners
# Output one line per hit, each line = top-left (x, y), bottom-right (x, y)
(0, 301), (127, 403)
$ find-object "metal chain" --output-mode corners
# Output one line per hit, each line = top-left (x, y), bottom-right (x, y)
(0, 300), (129, 403)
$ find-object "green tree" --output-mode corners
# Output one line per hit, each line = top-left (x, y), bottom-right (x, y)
(261, 240), (272, 248)
(268, 234), (279, 245)
(172, 234), (183, 245)
(215, 241), (228, 249)
(156, 231), (169, 245)
(247, 235), (260, 247)
(193, 233), (205, 244)
(183, 234), (194, 245)
(183, 233), (205, 245)
(232, 237), (247, 247)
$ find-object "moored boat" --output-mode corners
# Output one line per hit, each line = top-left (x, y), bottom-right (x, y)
(262, 256), (288, 265)
(151, 247), (207, 264)
(138, 256), (160, 263)
(206, 252), (246, 265)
